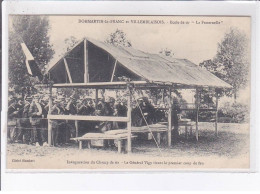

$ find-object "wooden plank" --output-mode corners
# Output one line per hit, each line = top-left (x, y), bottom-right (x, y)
(63, 58), (73, 83)
(48, 86), (53, 146)
(110, 59), (117, 82)
(84, 39), (89, 83)
(47, 114), (129, 122)
(215, 92), (219, 137)
(127, 84), (132, 153)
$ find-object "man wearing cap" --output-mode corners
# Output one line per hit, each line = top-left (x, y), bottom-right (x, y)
(20, 96), (32, 144)
(171, 97), (181, 141)
(28, 95), (43, 146)
(39, 97), (48, 146)
(7, 96), (18, 143)
(65, 95), (77, 138)
(13, 98), (25, 143)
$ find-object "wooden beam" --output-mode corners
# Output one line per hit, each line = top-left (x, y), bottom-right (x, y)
(48, 86), (53, 146)
(110, 59), (117, 82)
(127, 84), (132, 153)
(52, 81), (152, 88)
(168, 87), (172, 147)
(64, 58), (73, 83)
(215, 92), (219, 137)
(84, 39), (89, 83)
(47, 114), (129, 122)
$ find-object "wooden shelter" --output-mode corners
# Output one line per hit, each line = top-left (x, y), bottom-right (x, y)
(47, 37), (231, 152)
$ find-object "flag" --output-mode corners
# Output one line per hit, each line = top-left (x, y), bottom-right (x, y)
(20, 43), (43, 81)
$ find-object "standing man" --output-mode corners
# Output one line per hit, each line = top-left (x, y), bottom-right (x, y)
(7, 96), (18, 143)
(28, 94), (43, 146)
(21, 96), (32, 144)
(65, 95), (77, 138)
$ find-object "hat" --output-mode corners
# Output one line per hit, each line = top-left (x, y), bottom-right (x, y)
(70, 95), (76, 100)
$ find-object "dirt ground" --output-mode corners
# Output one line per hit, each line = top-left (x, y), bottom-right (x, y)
(6, 122), (250, 170)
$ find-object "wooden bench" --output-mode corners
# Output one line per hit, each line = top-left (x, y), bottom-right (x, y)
(71, 132), (136, 153)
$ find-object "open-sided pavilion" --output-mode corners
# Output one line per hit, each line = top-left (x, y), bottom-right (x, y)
(47, 37), (231, 152)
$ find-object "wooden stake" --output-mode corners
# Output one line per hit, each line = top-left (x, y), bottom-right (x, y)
(215, 91), (219, 137)
(127, 84), (132, 153)
(195, 88), (200, 141)
(95, 88), (98, 109)
(84, 39), (89, 83)
(168, 87), (172, 147)
(48, 86), (53, 146)
(75, 120), (79, 137)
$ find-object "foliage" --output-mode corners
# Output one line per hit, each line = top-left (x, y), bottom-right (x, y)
(9, 16), (54, 96)
(218, 102), (249, 123)
(105, 29), (132, 47)
(199, 28), (249, 100)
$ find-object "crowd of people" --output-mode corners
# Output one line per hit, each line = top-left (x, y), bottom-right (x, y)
(8, 92), (179, 147)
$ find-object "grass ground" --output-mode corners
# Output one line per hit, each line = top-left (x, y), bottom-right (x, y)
(6, 122), (250, 169)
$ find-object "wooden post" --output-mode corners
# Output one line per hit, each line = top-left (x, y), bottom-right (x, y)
(79, 141), (82, 150)
(95, 88), (98, 109)
(48, 86), (53, 146)
(75, 120), (79, 137)
(168, 87), (172, 147)
(84, 39), (89, 83)
(118, 140), (122, 153)
(195, 88), (200, 141)
(127, 84), (132, 153)
(215, 91), (219, 137)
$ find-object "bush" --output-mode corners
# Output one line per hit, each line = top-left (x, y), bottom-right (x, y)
(218, 102), (249, 123)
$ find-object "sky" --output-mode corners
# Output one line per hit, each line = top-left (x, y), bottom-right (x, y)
(46, 15), (251, 104)
(48, 15), (251, 67)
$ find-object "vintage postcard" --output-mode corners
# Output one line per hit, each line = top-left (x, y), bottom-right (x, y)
(5, 15), (251, 170)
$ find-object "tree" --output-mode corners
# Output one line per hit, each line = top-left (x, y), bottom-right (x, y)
(200, 28), (249, 100)
(9, 16), (54, 96)
(105, 29), (132, 47)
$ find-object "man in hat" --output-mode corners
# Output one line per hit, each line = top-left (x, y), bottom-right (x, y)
(65, 95), (77, 138)
(13, 98), (25, 143)
(39, 97), (48, 146)
(28, 94), (43, 146)
(50, 98), (63, 146)
(20, 96), (32, 144)
(7, 96), (18, 143)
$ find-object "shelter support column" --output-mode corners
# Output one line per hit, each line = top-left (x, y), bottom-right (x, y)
(84, 39), (89, 83)
(168, 87), (172, 147)
(195, 88), (200, 141)
(48, 85), (53, 146)
(127, 84), (132, 153)
(95, 88), (98, 109)
(215, 90), (219, 137)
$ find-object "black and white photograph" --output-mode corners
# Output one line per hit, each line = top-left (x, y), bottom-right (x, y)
(5, 15), (251, 170)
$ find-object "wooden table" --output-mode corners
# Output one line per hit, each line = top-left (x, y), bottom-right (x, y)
(71, 132), (136, 153)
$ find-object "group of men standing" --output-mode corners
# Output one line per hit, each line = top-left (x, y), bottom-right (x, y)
(8, 92), (180, 147)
